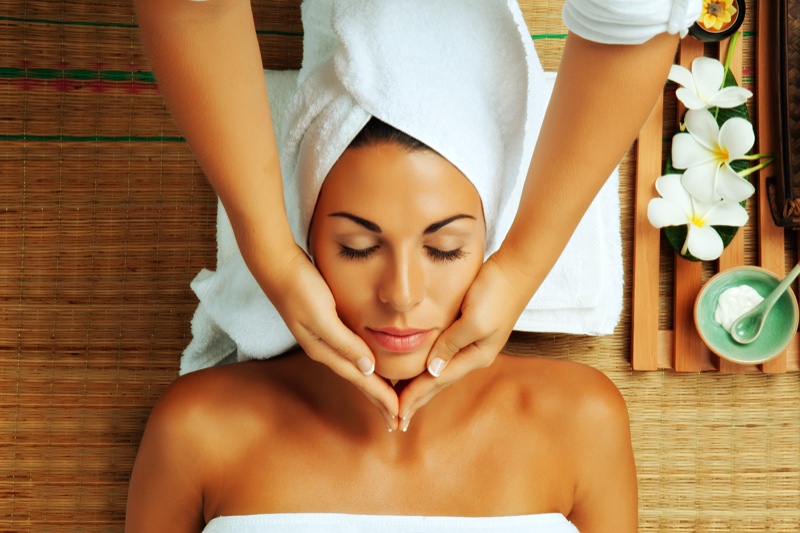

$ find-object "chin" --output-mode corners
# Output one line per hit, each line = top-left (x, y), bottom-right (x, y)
(373, 352), (428, 381)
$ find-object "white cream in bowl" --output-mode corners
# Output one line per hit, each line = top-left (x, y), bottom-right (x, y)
(714, 284), (764, 332)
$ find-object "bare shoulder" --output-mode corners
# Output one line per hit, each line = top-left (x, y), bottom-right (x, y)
(483, 355), (636, 526)
(485, 354), (632, 466)
(489, 354), (629, 427)
(147, 355), (309, 448)
(138, 353), (321, 487)
(127, 357), (312, 529)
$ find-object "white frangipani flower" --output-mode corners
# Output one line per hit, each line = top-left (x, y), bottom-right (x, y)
(648, 174), (748, 261)
(672, 109), (755, 203)
(668, 57), (752, 110)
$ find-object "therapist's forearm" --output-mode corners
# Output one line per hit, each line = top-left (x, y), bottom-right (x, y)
(499, 31), (678, 289)
(135, 0), (297, 290)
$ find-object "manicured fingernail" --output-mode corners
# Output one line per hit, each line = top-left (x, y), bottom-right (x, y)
(428, 357), (446, 377)
(400, 417), (410, 432)
(356, 357), (374, 375)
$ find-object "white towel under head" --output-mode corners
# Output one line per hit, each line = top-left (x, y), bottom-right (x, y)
(182, 0), (626, 374)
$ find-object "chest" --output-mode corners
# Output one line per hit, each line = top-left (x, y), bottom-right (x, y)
(207, 418), (573, 520)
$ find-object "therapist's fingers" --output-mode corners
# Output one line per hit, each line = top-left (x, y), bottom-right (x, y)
(424, 256), (523, 378)
(397, 341), (489, 431)
(293, 320), (400, 430)
(268, 254), (399, 429)
(424, 309), (498, 379)
(399, 254), (534, 429)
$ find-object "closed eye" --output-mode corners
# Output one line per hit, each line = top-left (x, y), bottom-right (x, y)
(425, 247), (466, 263)
(338, 244), (379, 260)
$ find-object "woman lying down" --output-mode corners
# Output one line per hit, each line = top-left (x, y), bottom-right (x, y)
(127, 0), (700, 531)
(126, 114), (635, 531)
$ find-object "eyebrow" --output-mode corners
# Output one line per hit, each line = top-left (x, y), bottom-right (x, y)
(328, 212), (475, 234)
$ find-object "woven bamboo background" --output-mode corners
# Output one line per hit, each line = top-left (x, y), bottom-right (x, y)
(0, 0), (798, 531)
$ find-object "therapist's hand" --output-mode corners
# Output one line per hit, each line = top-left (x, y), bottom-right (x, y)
(397, 251), (534, 431)
(268, 248), (400, 430)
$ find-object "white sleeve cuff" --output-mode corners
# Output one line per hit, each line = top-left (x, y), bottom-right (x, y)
(562, 0), (702, 45)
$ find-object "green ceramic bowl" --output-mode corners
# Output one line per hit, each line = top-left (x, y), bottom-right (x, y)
(695, 266), (799, 365)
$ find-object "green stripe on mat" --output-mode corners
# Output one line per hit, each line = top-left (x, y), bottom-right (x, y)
(1, 134), (184, 142)
(0, 67), (155, 83)
(531, 33), (567, 40)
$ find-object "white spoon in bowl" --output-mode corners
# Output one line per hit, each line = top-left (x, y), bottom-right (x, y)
(730, 263), (800, 344)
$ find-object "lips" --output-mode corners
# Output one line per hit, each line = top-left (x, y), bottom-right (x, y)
(367, 327), (433, 353)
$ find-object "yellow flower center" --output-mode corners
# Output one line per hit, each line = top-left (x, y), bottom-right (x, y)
(715, 145), (730, 162)
(690, 213), (706, 228)
(707, 2), (724, 16)
(699, 0), (737, 31)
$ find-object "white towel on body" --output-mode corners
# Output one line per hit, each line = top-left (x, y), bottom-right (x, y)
(182, 0), (698, 374)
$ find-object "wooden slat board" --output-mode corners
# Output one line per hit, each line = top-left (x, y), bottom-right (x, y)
(631, 96), (663, 371)
(756, 0), (789, 374)
(632, 12), (793, 374)
(672, 37), (710, 372)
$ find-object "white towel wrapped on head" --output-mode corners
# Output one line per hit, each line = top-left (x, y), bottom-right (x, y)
(284, 0), (542, 256)
(181, 0), (698, 374)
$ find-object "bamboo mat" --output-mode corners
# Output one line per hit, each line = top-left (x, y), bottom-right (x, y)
(0, 1), (798, 531)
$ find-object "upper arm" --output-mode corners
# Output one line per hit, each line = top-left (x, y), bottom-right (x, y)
(565, 369), (637, 533)
(134, 0), (293, 265)
(125, 380), (209, 533)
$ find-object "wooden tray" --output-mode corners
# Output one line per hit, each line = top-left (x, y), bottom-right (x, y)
(631, 0), (796, 373)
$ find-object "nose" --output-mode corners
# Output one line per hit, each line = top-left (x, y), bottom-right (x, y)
(378, 248), (424, 312)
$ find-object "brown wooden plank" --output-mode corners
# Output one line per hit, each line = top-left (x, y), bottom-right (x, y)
(673, 37), (709, 372)
(658, 330), (799, 371)
(716, 35), (749, 373)
(631, 96), (665, 371)
(674, 258), (710, 371)
(756, 0), (788, 373)
(717, 228), (750, 373)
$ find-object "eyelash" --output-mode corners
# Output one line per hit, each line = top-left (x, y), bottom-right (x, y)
(337, 245), (466, 263)
(426, 247), (466, 263)
(338, 245), (379, 260)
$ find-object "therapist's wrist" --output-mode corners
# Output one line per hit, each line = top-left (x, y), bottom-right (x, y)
(225, 211), (306, 296)
(484, 246), (540, 308)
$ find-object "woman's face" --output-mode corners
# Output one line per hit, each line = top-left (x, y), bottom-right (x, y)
(309, 143), (485, 381)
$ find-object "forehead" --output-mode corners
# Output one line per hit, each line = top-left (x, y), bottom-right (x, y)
(316, 143), (483, 226)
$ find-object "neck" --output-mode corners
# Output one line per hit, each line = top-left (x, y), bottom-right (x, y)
(308, 365), (464, 458)
(287, 351), (492, 463)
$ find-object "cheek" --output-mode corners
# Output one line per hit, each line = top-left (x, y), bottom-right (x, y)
(427, 255), (483, 317)
(313, 245), (374, 326)
(330, 275), (368, 321)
